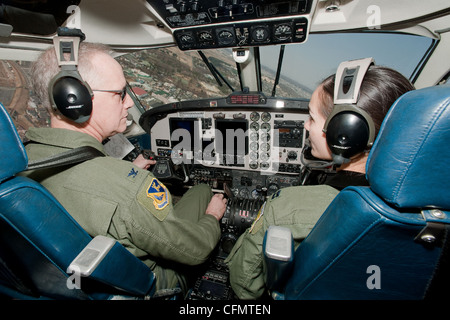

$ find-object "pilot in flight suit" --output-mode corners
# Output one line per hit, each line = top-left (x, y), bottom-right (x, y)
(20, 126), (222, 292)
(225, 184), (340, 299)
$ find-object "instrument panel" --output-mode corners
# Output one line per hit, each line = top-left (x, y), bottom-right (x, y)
(147, 0), (314, 50)
(149, 0), (313, 28)
(139, 94), (309, 198)
(174, 17), (308, 50)
(151, 109), (307, 173)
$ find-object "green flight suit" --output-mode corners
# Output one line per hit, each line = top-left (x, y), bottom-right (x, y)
(19, 127), (221, 292)
(225, 185), (340, 299)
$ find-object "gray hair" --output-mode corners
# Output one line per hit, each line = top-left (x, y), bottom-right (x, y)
(31, 42), (112, 112)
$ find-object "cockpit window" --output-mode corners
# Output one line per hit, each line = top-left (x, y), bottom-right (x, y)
(261, 32), (434, 98)
(117, 47), (239, 110)
(119, 31), (434, 110)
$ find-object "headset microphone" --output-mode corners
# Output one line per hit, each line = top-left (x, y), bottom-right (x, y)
(300, 139), (334, 169)
(48, 28), (93, 123)
(323, 58), (376, 165)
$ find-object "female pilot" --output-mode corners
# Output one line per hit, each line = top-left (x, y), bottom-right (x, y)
(225, 64), (415, 300)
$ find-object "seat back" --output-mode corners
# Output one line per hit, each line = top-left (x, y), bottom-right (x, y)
(0, 103), (155, 299)
(283, 85), (450, 299)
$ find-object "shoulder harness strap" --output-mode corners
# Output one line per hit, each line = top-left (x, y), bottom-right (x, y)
(26, 146), (105, 171)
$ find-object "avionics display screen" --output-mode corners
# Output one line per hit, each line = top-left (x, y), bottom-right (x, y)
(169, 118), (199, 151)
(215, 119), (248, 166)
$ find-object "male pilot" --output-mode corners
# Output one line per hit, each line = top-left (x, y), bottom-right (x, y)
(20, 40), (227, 292)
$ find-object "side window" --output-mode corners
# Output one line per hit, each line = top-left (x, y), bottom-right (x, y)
(260, 33), (433, 99)
(0, 60), (49, 141)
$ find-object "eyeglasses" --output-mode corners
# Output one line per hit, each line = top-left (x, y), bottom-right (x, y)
(93, 87), (127, 102)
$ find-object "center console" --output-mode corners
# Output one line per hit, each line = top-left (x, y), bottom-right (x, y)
(137, 92), (309, 299)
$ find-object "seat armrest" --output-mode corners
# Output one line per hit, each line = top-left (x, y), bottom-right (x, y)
(263, 226), (294, 293)
(67, 235), (155, 297)
(67, 235), (115, 276)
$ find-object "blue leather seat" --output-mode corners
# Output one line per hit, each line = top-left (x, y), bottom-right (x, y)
(264, 85), (450, 299)
(0, 103), (156, 299)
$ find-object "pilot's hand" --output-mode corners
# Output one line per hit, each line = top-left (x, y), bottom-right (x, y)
(133, 154), (156, 170)
(205, 193), (227, 221)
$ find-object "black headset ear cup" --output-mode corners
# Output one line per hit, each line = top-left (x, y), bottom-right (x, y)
(49, 73), (93, 123)
(325, 111), (371, 160)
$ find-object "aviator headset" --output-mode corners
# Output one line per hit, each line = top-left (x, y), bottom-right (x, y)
(48, 29), (93, 123)
(322, 57), (376, 165)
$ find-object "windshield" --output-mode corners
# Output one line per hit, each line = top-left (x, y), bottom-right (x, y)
(119, 31), (434, 110)
(117, 47), (239, 108)
(261, 32), (434, 98)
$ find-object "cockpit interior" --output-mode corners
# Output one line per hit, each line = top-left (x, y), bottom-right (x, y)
(0, 0), (449, 305)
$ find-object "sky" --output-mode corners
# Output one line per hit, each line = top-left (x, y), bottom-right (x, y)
(260, 32), (434, 91)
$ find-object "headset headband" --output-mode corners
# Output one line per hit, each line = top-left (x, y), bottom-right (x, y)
(53, 36), (81, 74)
(322, 58), (376, 165)
(334, 57), (374, 105)
(48, 28), (93, 123)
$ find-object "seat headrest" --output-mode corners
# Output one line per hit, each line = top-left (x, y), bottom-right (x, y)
(366, 86), (450, 210)
(0, 103), (28, 182)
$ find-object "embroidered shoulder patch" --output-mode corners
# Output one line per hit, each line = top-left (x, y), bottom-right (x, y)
(146, 178), (169, 210)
